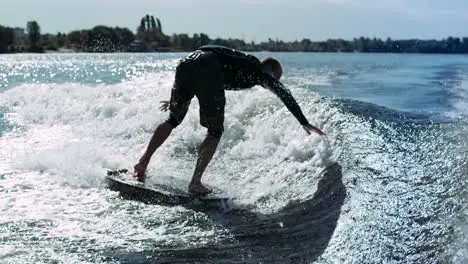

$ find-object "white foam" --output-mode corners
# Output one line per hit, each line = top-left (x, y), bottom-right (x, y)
(288, 69), (336, 87)
(0, 68), (339, 213)
(449, 215), (468, 264)
(452, 75), (468, 116)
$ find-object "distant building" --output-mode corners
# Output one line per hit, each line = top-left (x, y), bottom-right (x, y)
(12, 27), (25, 40)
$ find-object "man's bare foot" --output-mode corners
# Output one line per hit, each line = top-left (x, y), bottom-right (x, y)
(133, 161), (148, 182)
(188, 183), (212, 195)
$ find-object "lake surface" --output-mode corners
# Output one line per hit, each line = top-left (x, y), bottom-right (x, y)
(0, 52), (466, 263)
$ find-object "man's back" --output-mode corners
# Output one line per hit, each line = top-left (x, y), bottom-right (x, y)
(198, 45), (266, 90)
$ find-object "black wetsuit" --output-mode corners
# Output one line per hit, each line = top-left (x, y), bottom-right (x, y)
(167, 45), (309, 137)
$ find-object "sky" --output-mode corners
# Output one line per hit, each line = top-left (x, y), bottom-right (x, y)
(1, 0), (467, 42)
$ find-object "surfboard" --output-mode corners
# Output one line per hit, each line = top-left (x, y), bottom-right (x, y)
(105, 169), (232, 207)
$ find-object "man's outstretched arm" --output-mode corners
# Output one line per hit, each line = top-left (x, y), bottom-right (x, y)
(263, 77), (325, 136)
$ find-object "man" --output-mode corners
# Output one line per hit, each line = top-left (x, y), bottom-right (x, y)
(133, 45), (325, 195)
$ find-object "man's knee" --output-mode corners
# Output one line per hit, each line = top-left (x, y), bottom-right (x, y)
(166, 114), (182, 128)
(207, 127), (223, 139)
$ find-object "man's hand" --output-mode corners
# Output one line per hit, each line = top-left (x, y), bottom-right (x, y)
(160, 100), (170, 112)
(302, 124), (325, 136)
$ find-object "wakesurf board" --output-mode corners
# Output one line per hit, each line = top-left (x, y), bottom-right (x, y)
(105, 169), (232, 207)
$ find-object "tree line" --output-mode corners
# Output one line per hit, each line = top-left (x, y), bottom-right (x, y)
(2, 15), (468, 54)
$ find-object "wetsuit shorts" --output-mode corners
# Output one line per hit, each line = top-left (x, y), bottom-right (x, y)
(166, 50), (225, 138)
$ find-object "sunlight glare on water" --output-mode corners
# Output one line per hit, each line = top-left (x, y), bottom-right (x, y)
(0, 53), (466, 263)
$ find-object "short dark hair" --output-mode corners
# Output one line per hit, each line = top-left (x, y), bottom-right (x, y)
(261, 57), (282, 80)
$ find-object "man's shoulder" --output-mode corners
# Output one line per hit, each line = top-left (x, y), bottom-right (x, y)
(198, 45), (260, 63)
(198, 45), (238, 54)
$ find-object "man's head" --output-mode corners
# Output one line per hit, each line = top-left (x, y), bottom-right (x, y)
(261, 57), (282, 81)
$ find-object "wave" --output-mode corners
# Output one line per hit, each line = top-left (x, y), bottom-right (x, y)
(0, 71), (339, 212)
(110, 163), (346, 264)
(0, 67), (465, 263)
(451, 74), (468, 116)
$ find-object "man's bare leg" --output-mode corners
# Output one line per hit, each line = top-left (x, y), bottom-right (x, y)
(134, 121), (173, 181)
(188, 135), (220, 195)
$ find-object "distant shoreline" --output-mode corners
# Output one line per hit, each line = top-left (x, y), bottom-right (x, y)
(15, 49), (468, 55)
(2, 16), (468, 54)
(5, 41), (468, 55)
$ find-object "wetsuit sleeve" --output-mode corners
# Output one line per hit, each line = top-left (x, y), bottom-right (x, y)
(262, 75), (310, 126)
